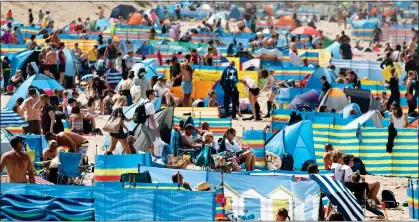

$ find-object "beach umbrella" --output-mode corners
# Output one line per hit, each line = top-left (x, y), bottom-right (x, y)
(110, 4), (137, 20)
(291, 26), (320, 35)
(1, 108), (28, 128)
(310, 174), (364, 221)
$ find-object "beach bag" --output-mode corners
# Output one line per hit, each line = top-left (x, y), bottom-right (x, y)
(102, 115), (122, 133)
(351, 157), (367, 175)
(382, 190), (399, 208)
(302, 159), (316, 171)
(280, 153), (294, 171)
(133, 102), (149, 124)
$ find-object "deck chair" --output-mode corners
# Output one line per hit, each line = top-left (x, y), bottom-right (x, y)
(26, 150), (50, 179)
(57, 152), (89, 185)
(171, 128), (197, 157)
(345, 182), (384, 217)
(120, 171), (152, 188)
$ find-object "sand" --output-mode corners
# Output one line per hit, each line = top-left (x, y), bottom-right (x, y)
(1, 2), (413, 220)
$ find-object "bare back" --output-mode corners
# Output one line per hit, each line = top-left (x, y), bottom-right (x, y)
(46, 51), (57, 64)
(181, 62), (192, 82)
(21, 97), (41, 121)
(0, 150), (32, 183)
(323, 151), (333, 171)
(62, 132), (86, 147)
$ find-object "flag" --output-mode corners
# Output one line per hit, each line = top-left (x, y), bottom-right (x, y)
(215, 183), (226, 220)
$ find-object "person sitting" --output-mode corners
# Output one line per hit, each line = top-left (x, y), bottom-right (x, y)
(43, 140), (59, 160)
(69, 107), (84, 134)
(207, 90), (219, 107)
(0, 136), (35, 183)
(7, 70), (24, 94)
(222, 128), (256, 171)
(153, 76), (176, 106)
(181, 124), (203, 155)
(307, 164), (319, 174)
(172, 172), (192, 190)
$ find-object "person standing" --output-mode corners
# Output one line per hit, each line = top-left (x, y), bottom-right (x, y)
(140, 90), (161, 154)
(289, 36), (300, 66)
(46, 47), (58, 81)
(33, 94), (55, 134)
(260, 69), (278, 118)
(0, 136), (35, 183)
(372, 25), (382, 45)
(104, 39), (118, 69)
(87, 45), (98, 70)
(118, 72), (134, 106)
(339, 37), (353, 60)
(319, 76), (331, 101)
(406, 71), (418, 115)
(122, 50), (134, 80)
(57, 43), (66, 85)
(349, 71), (361, 89)
(105, 96), (132, 155)
(38, 10), (44, 25)
(2, 57), (11, 94)
(220, 61), (239, 119)
(391, 44), (403, 63)
(20, 88), (42, 135)
(170, 57), (182, 87)
(386, 68), (400, 110)
(175, 5), (181, 21)
(240, 77), (261, 121)
(96, 6), (104, 19)
(28, 9), (34, 26)
(180, 54), (194, 107)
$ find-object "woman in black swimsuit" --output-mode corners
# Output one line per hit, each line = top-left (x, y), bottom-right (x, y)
(240, 78), (262, 121)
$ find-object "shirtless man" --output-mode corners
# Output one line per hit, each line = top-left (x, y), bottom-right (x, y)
(45, 47), (58, 80)
(181, 124), (202, 150)
(20, 88), (41, 135)
(72, 43), (83, 60)
(323, 143), (334, 170)
(179, 54), (194, 106)
(45, 132), (88, 153)
(0, 136), (35, 183)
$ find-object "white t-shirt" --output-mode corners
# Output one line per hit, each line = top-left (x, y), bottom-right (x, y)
(123, 55), (134, 69)
(153, 84), (167, 97)
(341, 165), (354, 183)
(331, 163), (344, 182)
(225, 140), (241, 153)
(144, 100), (158, 129)
(391, 50), (402, 62)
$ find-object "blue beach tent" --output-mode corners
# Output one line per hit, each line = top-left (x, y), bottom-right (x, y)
(306, 68), (337, 89)
(265, 120), (316, 170)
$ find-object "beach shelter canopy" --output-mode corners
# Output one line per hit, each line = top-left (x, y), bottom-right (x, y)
(343, 110), (384, 129)
(342, 103), (361, 118)
(63, 48), (78, 77)
(133, 107), (174, 152)
(265, 120), (316, 170)
(110, 4), (137, 20)
(306, 68), (337, 89)
(91, 18), (111, 31)
(229, 7), (242, 19)
(155, 4), (166, 19)
(0, 108), (28, 128)
(208, 12), (227, 27)
(128, 13), (143, 25)
(291, 26), (320, 35)
(311, 174), (364, 221)
(275, 16), (296, 30)
(289, 90), (319, 110)
(318, 88), (350, 112)
(10, 50), (39, 78)
(6, 74), (65, 109)
(1, 130), (12, 159)
(326, 41), (342, 59)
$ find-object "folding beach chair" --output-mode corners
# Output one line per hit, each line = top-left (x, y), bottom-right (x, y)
(57, 152), (89, 185)
(26, 150), (50, 179)
(345, 182), (384, 217)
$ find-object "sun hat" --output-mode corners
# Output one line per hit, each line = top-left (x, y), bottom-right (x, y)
(194, 181), (212, 191)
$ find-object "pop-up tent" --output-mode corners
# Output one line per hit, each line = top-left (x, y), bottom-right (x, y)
(318, 88), (350, 112)
(289, 89), (319, 110)
(306, 68), (337, 89)
(343, 110), (384, 129)
(342, 103), (362, 118)
(326, 42), (342, 59)
(265, 120), (316, 170)
(6, 74), (65, 109)
(229, 7), (242, 19)
(10, 50), (40, 78)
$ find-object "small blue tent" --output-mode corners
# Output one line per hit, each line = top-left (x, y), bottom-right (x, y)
(136, 44), (154, 55)
(204, 80), (224, 107)
(342, 103), (362, 118)
(6, 74), (65, 109)
(63, 48), (78, 77)
(265, 120), (316, 170)
(326, 42), (342, 59)
(155, 4), (166, 19)
(94, 18), (111, 31)
(229, 7), (242, 19)
(306, 68), (337, 89)
(10, 50), (35, 77)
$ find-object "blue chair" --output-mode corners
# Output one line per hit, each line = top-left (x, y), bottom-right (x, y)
(57, 152), (86, 185)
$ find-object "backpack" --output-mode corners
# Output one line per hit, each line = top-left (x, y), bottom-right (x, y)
(351, 157), (367, 175)
(302, 159), (316, 171)
(280, 153), (294, 171)
(382, 190), (399, 208)
(133, 102), (150, 124)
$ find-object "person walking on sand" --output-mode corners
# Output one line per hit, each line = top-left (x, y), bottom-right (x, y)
(96, 6), (104, 19)
(180, 54), (194, 106)
(0, 136), (35, 183)
(20, 88), (42, 135)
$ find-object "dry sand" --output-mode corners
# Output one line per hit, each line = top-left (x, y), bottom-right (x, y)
(0, 2), (412, 220)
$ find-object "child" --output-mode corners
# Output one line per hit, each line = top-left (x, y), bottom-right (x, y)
(61, 91), (69, 108)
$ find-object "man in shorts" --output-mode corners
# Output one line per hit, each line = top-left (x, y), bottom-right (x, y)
(180, 54), (194, 107)
(20, 88), (41, 134)
(141, 89), (160, 153)
(45, 46), (58, 80)
(57, 42), (66, 84)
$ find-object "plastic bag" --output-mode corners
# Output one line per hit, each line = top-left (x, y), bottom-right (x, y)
(153, 137), (165, 157)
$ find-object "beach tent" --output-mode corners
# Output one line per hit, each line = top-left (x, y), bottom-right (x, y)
(265, 120), (316, 170)
(342, 103), (362, 118)
(90, 18), (111, 31)
(254, 48), (283, 60)
(155, 4), (166, 19)
(326, 42), (341, 59)
(229, 7), (242, 19)
(318, 88), (350, 112)
(63, 48), (78, 77)
(110, 4), (137, 20)
(343, 110), (384, 129)
(289, 90), (319, 110)
(128, 13), (143, 25)
(344, 88), (379, 113)
(133, 107), (174, 152)
(208, 12), (227, 27)
(5, 74), (65, 109)
(203, 80), (224, 107)
(131, 59), (161, 81)
(275, 16), (296, 31)
(136, 44), (154, 55)
(10, 50), (40, 78)
(306, 68), (337, 89)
